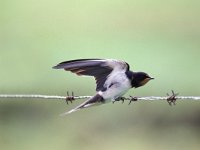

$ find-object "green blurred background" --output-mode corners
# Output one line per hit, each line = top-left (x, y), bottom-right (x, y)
(0, 0), (200, 150)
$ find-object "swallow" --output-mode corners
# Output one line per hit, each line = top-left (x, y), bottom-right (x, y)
(53, 59), (154, 115)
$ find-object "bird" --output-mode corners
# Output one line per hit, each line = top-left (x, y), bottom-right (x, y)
(53, 59), (154, 115)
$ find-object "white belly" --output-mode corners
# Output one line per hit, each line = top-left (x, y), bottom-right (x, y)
(98, 72), (132, 102)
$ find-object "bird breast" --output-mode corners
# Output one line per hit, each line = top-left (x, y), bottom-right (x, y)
(98, 72), (132, 101)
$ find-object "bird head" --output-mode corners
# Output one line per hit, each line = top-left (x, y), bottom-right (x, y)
(132, 72), (154, 88)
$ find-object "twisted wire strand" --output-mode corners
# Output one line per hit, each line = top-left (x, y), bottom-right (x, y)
(0, 94), (200, 101)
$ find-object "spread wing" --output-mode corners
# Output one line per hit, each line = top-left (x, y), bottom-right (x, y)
(53, 59), (130, 91)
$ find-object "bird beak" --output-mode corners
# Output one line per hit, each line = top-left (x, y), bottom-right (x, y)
(149, 77), (154, 80)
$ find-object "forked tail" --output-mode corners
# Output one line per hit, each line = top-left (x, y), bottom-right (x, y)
(60, 94), (104, 116)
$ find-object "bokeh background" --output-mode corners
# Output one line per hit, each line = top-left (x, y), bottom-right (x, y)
(1, 0), (200, 150)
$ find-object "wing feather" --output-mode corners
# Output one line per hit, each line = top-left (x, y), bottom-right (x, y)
(53, 59), (129, 91)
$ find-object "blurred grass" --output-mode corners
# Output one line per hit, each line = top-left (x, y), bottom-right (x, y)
(0, 0), (200, 150)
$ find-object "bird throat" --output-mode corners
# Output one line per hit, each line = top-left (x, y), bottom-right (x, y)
(139, 78), (151, 86)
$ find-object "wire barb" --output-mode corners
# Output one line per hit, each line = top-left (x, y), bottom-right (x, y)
(128, 96), (138, 105)
(167, 90), (179, 106)
(65, 91), (75, 104)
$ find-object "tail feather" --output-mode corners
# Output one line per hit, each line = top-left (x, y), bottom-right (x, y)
(60, 94), (104, 116)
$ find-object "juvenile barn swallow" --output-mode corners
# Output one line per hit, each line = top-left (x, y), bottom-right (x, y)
(53, 59), (154, 115)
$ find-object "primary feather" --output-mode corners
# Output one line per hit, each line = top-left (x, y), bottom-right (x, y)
(53, 59), (129, 91)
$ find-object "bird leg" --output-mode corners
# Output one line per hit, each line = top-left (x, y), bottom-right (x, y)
(112, 97), (126, 104)
(167, 90), (179, 106)
(65, 91), (75, 104)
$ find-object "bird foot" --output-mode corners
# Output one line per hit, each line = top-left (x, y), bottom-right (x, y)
(65, 91), (75, 104)
(128, 96), (138, 105)
(167, 90), (179, 106)
(112, 97), (126, 104)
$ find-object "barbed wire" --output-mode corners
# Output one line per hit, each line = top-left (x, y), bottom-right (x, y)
(0, 91), (200, 105)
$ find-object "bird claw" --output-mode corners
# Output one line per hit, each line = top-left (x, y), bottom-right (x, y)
(128, 96), (138, 105)
(167, 90), (179, 106)
(113, 97), (126, 104)
(66, 91), (75, 104)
